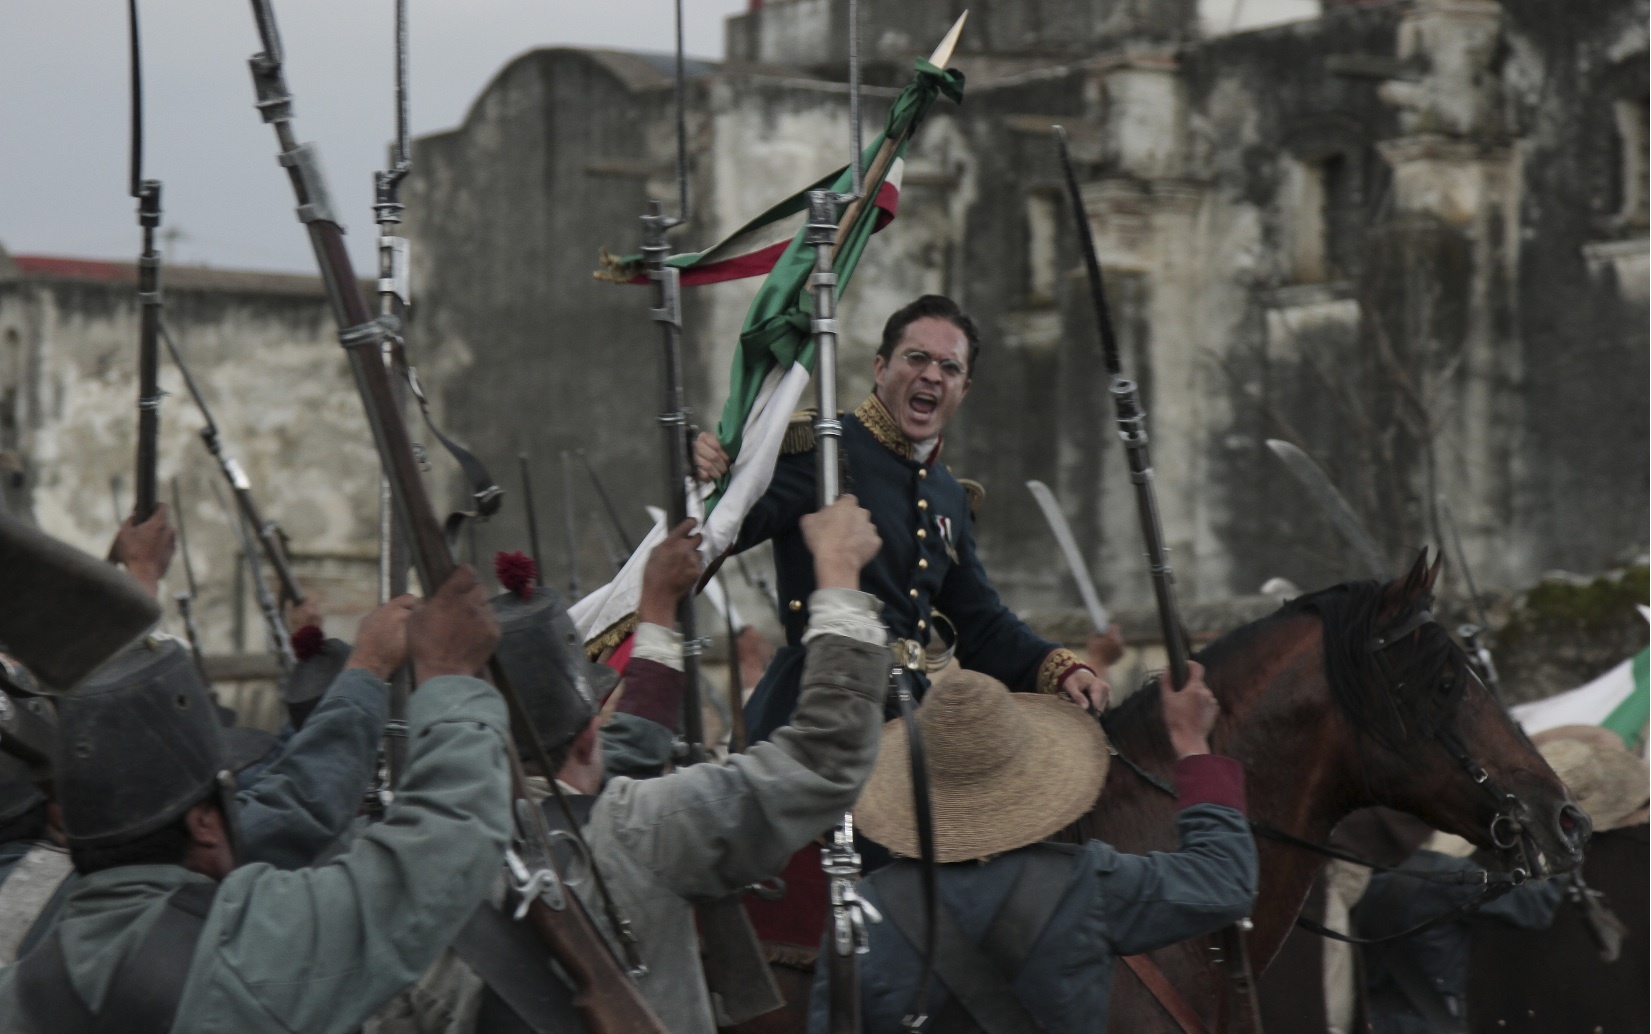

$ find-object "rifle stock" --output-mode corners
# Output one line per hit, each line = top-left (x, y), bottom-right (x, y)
(243, 6), (665, 1029)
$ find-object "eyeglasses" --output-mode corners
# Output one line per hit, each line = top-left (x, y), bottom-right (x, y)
(900, 349), (968, 379)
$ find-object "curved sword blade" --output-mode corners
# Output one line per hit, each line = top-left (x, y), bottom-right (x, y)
(1025, 480), (1108, 633)
(1264, 439), (1389, 580)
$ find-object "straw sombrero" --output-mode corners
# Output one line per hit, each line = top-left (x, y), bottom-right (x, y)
(1534, 725), (1650, 832)
(854, 667), (1110, 862)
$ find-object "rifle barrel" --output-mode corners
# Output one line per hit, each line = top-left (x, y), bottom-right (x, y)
(519, 453), (545, 587)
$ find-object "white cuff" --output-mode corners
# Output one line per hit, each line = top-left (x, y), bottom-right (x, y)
(802, 588), (887, 647)
(632, 622), (684, 672)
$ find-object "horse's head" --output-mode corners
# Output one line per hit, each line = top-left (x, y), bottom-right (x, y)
(1312, 550), (1589, 877)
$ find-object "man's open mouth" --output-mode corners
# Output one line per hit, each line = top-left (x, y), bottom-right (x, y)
(909, 392), (939, 418)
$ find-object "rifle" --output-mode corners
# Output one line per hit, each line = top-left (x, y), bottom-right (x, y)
(170, 478), (209, 680)
(240, 5), (664, 1029)
(162, 324), (306, 607)
(1054, 126), (1190, 691)
(518, 453), (547, 588)
(634, 2), (783, 1021)
(126, 0), (163, 523)
(210, 477), (295, 671)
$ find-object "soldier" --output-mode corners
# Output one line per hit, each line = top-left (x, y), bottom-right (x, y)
(696, 294), (1108, 745)
(376, 496), (892, 1034)
(810, 659), (1256, 1032)
(0, 566), (510, 1034)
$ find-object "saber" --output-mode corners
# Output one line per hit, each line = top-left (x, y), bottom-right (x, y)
(1055, 125), (1189, 690)
(1437, 497), (1501, 695)
(241, 3), (663, 1020)
(170, 478), (209, 680)
(162, 323), (306, 607)
(127, 0), (164, 523)
(1265, 438), (1388, 581)
(1025, 480), (1109, 634)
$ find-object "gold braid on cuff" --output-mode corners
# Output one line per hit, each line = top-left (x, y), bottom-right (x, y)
(1037, 647), (1091, 695)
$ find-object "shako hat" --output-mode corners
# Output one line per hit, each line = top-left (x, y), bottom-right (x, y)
(56, 636), (230, 850)
(490, 552), (615, 756)
(855, 667), (1110, 862)
(281, 626), (351, 731)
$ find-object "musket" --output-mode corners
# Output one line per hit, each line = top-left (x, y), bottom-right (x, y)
(518, 453), (546, 588)
(1437, 497), (1502, 695)
(126, 0), (164, 523)
(162, 324), (306, 607)
(735, 553), (781, 621)
(241, 5), (664, 1028)
(635, 3), (782, 1020)
(1025, 480), (1110, 635)
(210, 477), (295, 671)
(1265, 438), (1388, 581)
(559, 450), (579, 598)
(170, 478), (209, 680)
(1054, 125), (1189, 691)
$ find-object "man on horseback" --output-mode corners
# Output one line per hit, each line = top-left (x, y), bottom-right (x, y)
(695, 294), (1109, 745)
(807, 659), (1256, 1033)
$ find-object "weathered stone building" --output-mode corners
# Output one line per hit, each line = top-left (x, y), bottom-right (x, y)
(2, 0), (1644, 700)
(403, 0), (1648, 626)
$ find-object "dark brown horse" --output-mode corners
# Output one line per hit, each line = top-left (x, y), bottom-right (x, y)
(729, 552), (1587, 1033)
(1085, 551), (1587, 1032)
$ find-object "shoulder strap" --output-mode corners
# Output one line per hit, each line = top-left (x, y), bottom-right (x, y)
(452, 902), (586, 1034)
(15, 880), (217, 1034)
(874, 847), (1076, 1034)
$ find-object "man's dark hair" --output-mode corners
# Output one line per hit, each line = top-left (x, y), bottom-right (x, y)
(877, 295), (981, 375)
(69, 795), (215, 875)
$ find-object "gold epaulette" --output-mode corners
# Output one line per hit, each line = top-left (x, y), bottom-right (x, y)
(781, 409), (820, 455)
(958, 477), (986, 517)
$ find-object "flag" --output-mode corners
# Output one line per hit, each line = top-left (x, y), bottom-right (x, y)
(1512, 645), (1650, 749)
(571, 59), (965, 649)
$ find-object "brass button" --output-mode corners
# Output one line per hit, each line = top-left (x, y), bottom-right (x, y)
(917, 619), (927, 631)
(918, 468), (928, 479)
(909, 588), (919, 599)
(788, 599), (803, 612)
(918, 558), (929, 570)
(916, 529), (927, 540)
(917, 499), (928, 511)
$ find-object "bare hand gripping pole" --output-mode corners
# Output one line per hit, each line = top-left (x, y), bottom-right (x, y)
(241, 6), (665, 1028)
(1054, 126), (1189, 691)
(128, 0), (163, 523)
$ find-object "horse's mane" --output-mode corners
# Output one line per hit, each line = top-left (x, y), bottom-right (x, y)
(1101, 579), (1465, 757)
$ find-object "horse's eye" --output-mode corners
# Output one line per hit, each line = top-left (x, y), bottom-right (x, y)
(1438, 675), (1457, 694)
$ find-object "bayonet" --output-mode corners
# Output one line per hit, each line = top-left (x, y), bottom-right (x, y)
(706, 575), (747, 754)
(519, 453), (547, 589)
(162, 323), (306, 607)
(559, 450), (578, 597)
(1265, 438), (1389, 581)
(578, 449), (635, 560)
(735, 553), (780, 619)
(127, 0), (164, 523)
(241, 3), (661, 1024)
(1055, 125), (1189, 690)
(1025, 480), (1109, 634)
(210, 476), (294, 671)
(1437, 497), (1501, 694)
(170, 478), (209, 680)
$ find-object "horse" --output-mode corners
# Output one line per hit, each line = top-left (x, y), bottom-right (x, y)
(1084, 550), (1588, 1032)
(727, 550), (1589, 1033)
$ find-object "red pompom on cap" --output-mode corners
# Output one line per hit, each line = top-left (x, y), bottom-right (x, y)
(494, 550), (538, 601)
(291, 624), (326, 663)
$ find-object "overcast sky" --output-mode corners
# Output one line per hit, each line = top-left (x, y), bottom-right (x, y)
(1, 0), (1313, 275)
(0, 1), (747, 274)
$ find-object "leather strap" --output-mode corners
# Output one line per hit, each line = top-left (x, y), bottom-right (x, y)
(16, 880), (218, 1034)
(0, 844), (74, 964)
(874, 846), (1076, 1034)
(453, 902), (585, 1034)
(1121, 953), (1208, 1034)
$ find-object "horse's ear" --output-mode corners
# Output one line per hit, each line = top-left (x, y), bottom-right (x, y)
(1382, 549), (1434, 612)
(1424, 547), (1444, 595)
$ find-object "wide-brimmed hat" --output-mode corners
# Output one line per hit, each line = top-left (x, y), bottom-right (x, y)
(1534, 726), (1649, 832)
(855, 668), (1110, 862)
